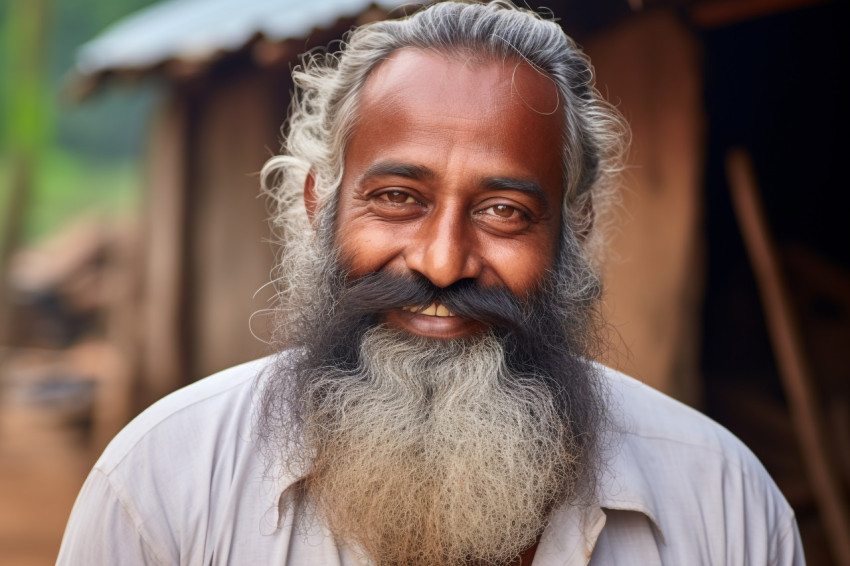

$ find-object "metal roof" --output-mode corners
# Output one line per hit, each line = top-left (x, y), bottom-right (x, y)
(76, 0), (416, 76)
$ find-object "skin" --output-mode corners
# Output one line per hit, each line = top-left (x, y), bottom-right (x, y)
(308, 48), (565, 340)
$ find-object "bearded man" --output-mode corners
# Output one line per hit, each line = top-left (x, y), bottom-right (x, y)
(58, 1), (804, 565)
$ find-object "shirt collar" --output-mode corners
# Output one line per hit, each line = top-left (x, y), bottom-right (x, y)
(261, 364), (667, 547)
(596, 438), (666, 543)
(267, 437), (666, 549)
(592, 365), (668, 545)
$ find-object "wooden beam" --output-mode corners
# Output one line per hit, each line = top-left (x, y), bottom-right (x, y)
(692, 0), (827, 28)
(726, 148), (850, 566)
(140, 92), (193, 406)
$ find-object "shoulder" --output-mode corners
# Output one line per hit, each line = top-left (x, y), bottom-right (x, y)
(94, 356), (274, 475)
(58, 356), (282, 564)
(599, 363), (784, 493)
(597, 365), (802, 564)
(602, 365), (750, 459)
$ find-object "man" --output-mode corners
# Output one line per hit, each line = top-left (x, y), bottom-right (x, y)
(58, 1), (804, 564)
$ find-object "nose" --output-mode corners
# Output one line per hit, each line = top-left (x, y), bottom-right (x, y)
(403, 207), (483, 288)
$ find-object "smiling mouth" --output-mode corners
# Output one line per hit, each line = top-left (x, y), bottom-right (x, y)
(400, 302), (457, 317)
(386, 300), (484, 338)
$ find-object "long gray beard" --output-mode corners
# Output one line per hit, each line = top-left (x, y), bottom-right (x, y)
(274, 325), (599, 565)
(260, 208), (607, 565)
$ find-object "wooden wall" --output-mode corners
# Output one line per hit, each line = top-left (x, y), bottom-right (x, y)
(139, 67), (284, 405)
(587, 11), (706, 405)
(186, 70), (282, 380)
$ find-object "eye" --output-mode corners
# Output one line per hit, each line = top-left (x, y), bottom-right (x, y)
(486, 204), (520, 218)
(377, 190), (419, 205)
(478, 204), (526, 220)
(368, 189), (425, 219)
(474, 202), (533, 234)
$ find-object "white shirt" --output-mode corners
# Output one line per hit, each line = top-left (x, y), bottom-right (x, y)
(57, 357), (805, 565)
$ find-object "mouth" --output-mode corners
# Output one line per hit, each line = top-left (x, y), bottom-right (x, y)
(384, 301), (484, 338)
(401, 302), (456, 317)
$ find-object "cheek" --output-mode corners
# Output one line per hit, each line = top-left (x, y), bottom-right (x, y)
(484, 236), (559, 296)
(334, 197), (376, 274)
(335, 220), (405, 276)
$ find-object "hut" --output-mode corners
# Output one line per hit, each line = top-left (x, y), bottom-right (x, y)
(73, 0), (848, 563)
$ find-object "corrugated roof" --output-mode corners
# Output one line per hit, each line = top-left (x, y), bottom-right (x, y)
(76, 0), (416, 76)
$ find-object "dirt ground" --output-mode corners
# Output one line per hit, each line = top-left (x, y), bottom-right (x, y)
(0, 375), (94, 565)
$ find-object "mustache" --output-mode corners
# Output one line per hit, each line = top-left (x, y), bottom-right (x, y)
(302, 268), (573, 382)
(335, 271), (528, 331)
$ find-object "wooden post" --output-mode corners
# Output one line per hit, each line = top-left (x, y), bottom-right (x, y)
(726, 148), (850, 566)
(139, 92), (193, 406)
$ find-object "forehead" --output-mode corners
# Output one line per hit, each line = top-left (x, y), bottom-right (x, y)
(360, 47), (562, 118)
(347, 48), (565, 204)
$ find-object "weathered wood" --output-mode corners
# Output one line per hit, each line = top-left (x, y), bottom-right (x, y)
(784, 246), (850, 488)
(93, 222), (140, 452)
(691, 0), (827, 28)
(139, 93), (192, 406)
(726, 148), (850, 566)
(0, 155), (32, 345)
(586, 11), (705, 405)
(186, 70), (279, 381)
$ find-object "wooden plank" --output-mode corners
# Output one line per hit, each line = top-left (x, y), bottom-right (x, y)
(93, 223), (140, 451)
(691, 0), (827, 28)
(726, 148), (850, 566)
(139, 92), (192, 406)
(186, 69), (279, 380)
(586, 11), (705, 405)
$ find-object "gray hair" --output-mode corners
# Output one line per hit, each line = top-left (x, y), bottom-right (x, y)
(262, 0), (628, 270)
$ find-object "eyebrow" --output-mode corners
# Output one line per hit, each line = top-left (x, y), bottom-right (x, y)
(360, 162), (436, 182)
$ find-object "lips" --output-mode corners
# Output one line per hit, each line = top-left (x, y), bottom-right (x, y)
(385, 300), (484, 338)
(400, 302), (456, 317)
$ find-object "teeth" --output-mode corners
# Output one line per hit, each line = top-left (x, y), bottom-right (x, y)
(435, 304), (453, 317)
(401, 302), (456, 317)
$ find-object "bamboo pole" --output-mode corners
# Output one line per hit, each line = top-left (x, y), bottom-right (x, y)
(726, 148), (850, 566)
(0, 0), (50, 346)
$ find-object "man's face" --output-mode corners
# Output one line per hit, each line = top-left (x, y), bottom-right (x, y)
(333, 48), (566, 339)
(268, 50), (606, 566)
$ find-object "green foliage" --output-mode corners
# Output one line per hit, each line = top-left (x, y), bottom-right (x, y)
(0, 0), (161, 242)
(0, 148), (141, 243)
(2, 0), (51, 153)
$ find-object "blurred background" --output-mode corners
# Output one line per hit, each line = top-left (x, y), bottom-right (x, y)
(0, 0), (847, 564)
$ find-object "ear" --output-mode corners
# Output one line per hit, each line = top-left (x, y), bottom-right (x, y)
(303, 171), (318, 225)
